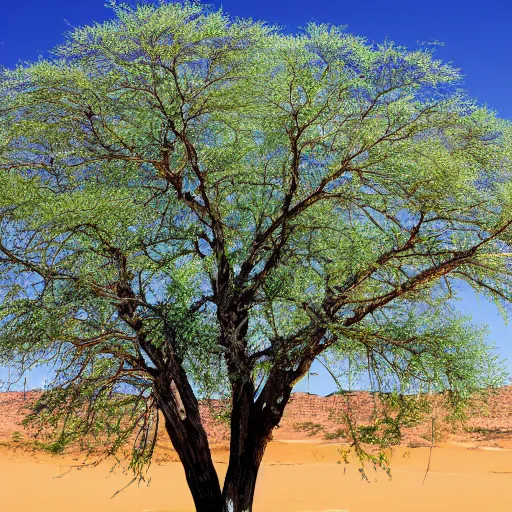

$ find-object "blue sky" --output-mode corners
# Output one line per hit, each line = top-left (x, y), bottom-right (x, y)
(1, 0), (511, 394)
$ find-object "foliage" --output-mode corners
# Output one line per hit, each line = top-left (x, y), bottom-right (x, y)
(11, 431), (22, 443)
(293, 421), (324, 436)
(323, 428), (345, 440)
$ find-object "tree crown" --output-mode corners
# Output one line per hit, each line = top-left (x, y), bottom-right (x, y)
(0, 0), (510, 477)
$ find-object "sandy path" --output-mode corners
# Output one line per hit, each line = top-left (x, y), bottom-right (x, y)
(0, 442), (510, 512)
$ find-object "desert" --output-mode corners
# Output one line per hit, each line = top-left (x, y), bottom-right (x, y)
(1, 390), (511, 512)
(2, 2), (512, 511)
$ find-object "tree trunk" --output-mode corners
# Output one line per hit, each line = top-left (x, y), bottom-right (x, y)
(155, 370), (224, 512)
(221, 369), (295, 511)
(156, 362), (310, 511)
(222, 426), (270, 511)
(222, 382), (264, 511)
(161, 412), (223, 512)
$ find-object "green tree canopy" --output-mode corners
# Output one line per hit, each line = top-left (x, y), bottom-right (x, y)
(0, 2), (510, 510)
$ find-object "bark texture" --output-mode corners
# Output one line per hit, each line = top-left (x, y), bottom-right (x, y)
(155, 372), (224, 512)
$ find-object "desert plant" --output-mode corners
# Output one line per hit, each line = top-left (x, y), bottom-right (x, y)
(0, 2), (510, 510)
(324, 428), (346, 441)
(293, 422), (325, 436)
(11, 431), (22, 444)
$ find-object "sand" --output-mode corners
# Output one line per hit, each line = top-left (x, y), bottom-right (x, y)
(1, 440), (511, 512)
(1, 390), (511, 511)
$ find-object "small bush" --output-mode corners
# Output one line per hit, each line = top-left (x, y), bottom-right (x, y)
(407, 440), (428, 448)
(323, 428), (345, 440)
(42, 438), (67, 454)
(11, 431), (23, 443)
(293, 422), (324, 436)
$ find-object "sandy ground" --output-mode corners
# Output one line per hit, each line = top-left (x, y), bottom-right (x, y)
(1, 390), (511, 511)
(1, 440), (511, 512)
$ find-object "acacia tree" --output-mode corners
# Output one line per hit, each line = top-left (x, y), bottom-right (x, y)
(0, 2), (511, 510)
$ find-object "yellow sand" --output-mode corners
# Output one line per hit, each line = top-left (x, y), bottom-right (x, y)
(0, 441), (510, 511)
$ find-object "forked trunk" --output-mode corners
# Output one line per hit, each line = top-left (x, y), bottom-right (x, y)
(157, 355), (298, 511)
(163, 407), (267, 512)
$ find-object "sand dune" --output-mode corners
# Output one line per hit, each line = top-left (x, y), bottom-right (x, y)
(1, 390), (511, 511)
(1, 441), (511, 512)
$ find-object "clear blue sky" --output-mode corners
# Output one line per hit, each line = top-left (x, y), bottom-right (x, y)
(1, 0), (511, 394)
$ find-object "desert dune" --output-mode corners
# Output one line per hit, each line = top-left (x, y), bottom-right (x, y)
(1, 441), (511, 512)
(1, 390), (511, 511)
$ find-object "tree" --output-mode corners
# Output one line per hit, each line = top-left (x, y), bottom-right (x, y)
(0, 2), (510, 510)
